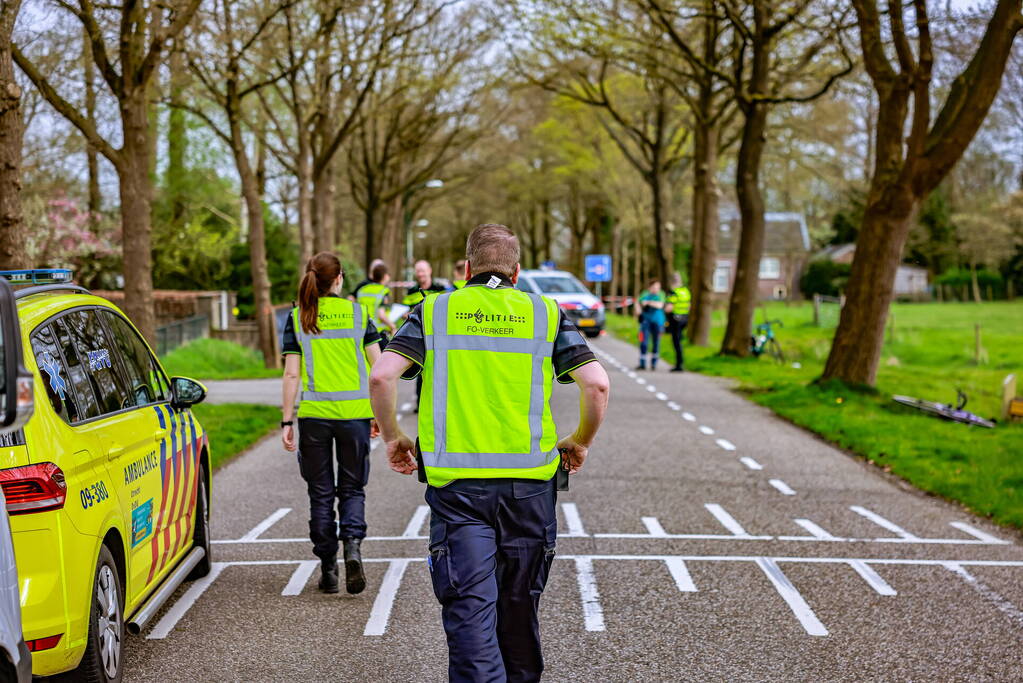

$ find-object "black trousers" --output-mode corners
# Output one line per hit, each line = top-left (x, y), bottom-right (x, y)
(427, 478), (557, 683)
(668, 314), (688, 369)
(297, 417), (370, 560)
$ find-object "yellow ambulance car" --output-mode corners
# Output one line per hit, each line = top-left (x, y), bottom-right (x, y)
(0, 270), (212, 681)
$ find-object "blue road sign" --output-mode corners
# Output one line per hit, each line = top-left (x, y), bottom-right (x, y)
(585, 254), (612, 282)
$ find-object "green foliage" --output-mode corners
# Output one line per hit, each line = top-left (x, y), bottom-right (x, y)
(799, 259), (851, 297)
(907, 188), (958, 273)
(161, 337), (281, 379)
(228, 209), (299, 318)
(191, 403), (279, 469)
(607, 301), (1023, 528)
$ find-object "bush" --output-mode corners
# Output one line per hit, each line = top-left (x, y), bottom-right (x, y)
(800, 259), (851, 298)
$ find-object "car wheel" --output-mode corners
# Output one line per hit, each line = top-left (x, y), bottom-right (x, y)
(584, 328), (601, 339)
(187, 465), (212, 580)
(72, 545), (123, 682)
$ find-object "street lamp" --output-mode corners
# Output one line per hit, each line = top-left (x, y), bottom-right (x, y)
(404, 179), (444, 280)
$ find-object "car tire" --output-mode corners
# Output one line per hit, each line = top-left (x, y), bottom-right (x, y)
(584, 328), (601, 339)
(68, 545), (123, 682)
(186, 465), (211, 580)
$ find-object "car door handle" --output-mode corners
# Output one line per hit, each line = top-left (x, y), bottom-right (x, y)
(153, 430), (167, 443)
(107, 444), (125, 460)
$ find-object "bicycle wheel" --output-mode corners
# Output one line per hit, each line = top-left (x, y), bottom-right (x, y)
(892, 395), (950, 418)
(767, 338), (786, 364)
(946, 410), (996, 429)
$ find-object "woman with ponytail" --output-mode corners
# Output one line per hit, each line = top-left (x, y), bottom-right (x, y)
(280, 252), (382, 595)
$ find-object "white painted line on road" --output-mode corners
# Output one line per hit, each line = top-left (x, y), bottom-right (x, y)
(562, 503), (587, 537)
(850, 506), (921, 540)
(705, 504), (751, 537)
(949, 522), (1010, 545)
(147, 563), (226, 639)
(681, 413), (696, 422)
(698, 425), (715, 435)
(626, 371), (637, 378)
(636, 377), (646, 385)
(646, 385), (656, 393)
(715, 438), (736, 451)
(739, 457), (763, 470)
(364, 559), (414, 636)
(642, 517), (668, 537)
(791, 519), (838, 541)
(666, 401), (681, 411)
(402, 506), (431, 538)
(400, 402), (413, 412)
(240, 508), (291, 542)
(282, 560), (319, 596)
(574, 557), (606, 632)
(664, 558), (698, 592)
(943, 562), (1023, 628)
(847, 560), (897, 596)
(755, 557), (829, 636)
(769, 479), (796, 496)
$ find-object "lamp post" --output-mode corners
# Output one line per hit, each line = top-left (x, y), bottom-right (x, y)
(404, 179), (444, 281)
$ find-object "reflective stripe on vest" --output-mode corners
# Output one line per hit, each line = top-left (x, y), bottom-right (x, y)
(421, 290), (556, 471)
(357, 284), (388, 326)
(295, 302), (369, 403)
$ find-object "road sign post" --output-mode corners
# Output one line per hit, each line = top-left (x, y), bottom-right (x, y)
(585, 254), (612, 299)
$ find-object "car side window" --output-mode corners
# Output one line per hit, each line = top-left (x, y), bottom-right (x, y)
(516, 277), (533, 293)
(31, 323), (87, 423)
(50, 315), (104, 420)
(102, 312), (169, 406)
(61, 310), (131, 414)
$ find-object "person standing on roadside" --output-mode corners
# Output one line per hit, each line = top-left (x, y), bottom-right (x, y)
(635, 279), (665, 371)
(370, 224), (610, 682)
(665, 272), (691, 372)
(351, 258), (385, 300)
(281, 252), (381, 595)
(451, 259), (468, 289)
(401, 259), (448, 410)
(357, 262), (396, 346)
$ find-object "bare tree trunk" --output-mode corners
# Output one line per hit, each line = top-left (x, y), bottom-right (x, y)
(649, 159), (671, 287)
(296, 132), (314, 268)
(313, 163), (335, 252)
(689, 120), (718, 346)
(970, 261), (982, 303)
(541, 199), (551, 262)
(0, 0), (25, 270)
(83, 31), (101, 229)
(380, 197), (403, 277)
(119, 92), (156, 343)
(166, 44), (187, 223)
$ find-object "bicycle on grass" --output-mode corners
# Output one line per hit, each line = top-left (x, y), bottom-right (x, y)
(750, 319), (785, 364)
(892, 390), (996, 428)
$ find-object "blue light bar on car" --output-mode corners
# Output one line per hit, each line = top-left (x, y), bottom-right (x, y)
(0, 269), (74, 285)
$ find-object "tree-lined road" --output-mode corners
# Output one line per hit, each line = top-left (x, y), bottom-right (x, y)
(125, 335), (1023, 681)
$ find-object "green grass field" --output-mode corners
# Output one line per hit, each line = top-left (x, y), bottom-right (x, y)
(161, 338), (281, 380)
(191, 403), (279, 470)
(607, 301), (1023, 528)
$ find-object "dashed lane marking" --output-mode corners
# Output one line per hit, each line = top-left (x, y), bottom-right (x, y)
(769, 479), (797, 496)
(402, 505), (430, 538)
(364, 559), (415, 636)
(698, 425), (715, 435)
(716, 438), (736, 451)
(755, 557), (829, 636)
(943, 562), (1023, 628)
(739, 456), (763, 470)
(282, 560), (318, 596)
(851, 505), (922, 541)
(682, 412), (696, 422)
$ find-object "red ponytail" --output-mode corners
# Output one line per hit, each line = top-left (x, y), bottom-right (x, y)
(298, 252), (342, 334)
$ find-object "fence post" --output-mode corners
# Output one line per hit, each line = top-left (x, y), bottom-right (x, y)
(1004, 374), (1017, 421)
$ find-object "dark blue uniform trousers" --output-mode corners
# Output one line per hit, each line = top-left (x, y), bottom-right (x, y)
(297, 417), (370, 560)
(426, 478), (557, 683)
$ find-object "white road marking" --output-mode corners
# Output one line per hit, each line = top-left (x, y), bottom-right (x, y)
(715, 438), (736, 451)
(626, 371), (637, 378)
(364, 559), (414, 636)
(790, 519), (839, 541)
(705, 503), (751, 537)
(755, 557), (829, 636)
(642, 517), (668, 537)
(949, 522), (1009, 545)
(574, 557), (606, 632)
(239, 508), (291, 542)
(664, 558), (698, 592)
(402, 506), (431, 538)
(147, 563), (226, 639)
(943, 562), (1023, 628)
(739, 456), (763, 470)
(769, 479), (797, 496)
(400, 402), (413, 412)
(666, 401), (681, 411)
(682, 412), (696, 422)
(851, 506), (921, 540)
(636, 377), (646, 385)
(646, 385), (656, 393)
(282, 560), (319, 596)
(562, 503), (587, 537)
(698, 425), (715, 435)
(847, 560), (897, 596)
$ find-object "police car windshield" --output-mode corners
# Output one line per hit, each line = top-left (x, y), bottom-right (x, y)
(530, 276), (589, 295)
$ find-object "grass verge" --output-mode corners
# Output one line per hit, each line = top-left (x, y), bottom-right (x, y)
(161, 338), (281, 380)
(192, 402), (279, 470)
(607, 301), (1023, 529)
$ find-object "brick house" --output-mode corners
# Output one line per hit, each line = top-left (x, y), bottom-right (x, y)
(817, 243), (930, 298)
(714, 212), (811, 300)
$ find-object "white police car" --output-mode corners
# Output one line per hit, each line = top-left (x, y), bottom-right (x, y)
(516, 269), (605, 338)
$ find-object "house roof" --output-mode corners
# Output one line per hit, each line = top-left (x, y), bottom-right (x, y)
(718, 212), (811, 255)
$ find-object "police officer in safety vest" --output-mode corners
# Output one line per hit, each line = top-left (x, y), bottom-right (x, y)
(451, 259), (467, 289)
(356, 261), (396, 345)
(370, 224), (610, 682)
(281, 252), (382, 595)
(666, 272), (691, 372)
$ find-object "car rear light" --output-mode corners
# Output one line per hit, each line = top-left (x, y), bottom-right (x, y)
(0, 462), (67, 514)
(558, 302), (580, 310)
(27, 634), (63, 652)
(590, 301), (604, 310)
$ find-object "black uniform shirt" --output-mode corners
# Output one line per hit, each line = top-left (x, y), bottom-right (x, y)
(386, 272), (598, 383)
(281, 294), (381, 355)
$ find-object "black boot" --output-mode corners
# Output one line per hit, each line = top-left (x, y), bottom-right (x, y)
(343, 538), (366, 594)
(318, 556), (339, 594)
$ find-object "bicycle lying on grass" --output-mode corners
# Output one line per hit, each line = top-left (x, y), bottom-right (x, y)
(892, 390), (996, 428)
(750, 319), (785, 364)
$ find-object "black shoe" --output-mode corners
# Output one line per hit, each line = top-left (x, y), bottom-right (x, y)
(318, 557), (339, 594)
(343, 538), (366, 594)
(670, 367), (684, 373)
(635, 364), (646, 371)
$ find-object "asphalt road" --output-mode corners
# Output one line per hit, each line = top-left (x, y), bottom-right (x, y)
(125, 334), (1023, 681)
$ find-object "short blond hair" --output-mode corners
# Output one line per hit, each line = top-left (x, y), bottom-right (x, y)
(466, 224), (519, 277)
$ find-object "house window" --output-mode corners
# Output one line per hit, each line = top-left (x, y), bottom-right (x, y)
(759, 257), (781, 280)
(713, 261), (731, 293)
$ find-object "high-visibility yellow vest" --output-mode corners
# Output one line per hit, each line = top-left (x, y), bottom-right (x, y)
(293, 297), (373, 420)
(356, 282), (389, 327)
(418, 286), (560, 487)
(452, 280), (467, 289)
(667, 286), (692, 315)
